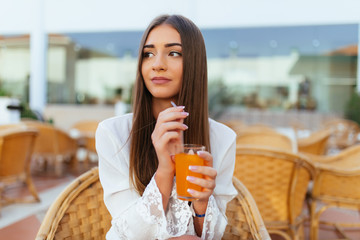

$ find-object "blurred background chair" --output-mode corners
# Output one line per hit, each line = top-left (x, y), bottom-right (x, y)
(235, 145), (315, 240)
(0, 123), (27, 131)
(239, 124), (278, 134)
(70, 120), (99, 134)
(323, 118), (360, 152)
(306, 145), (360, 240)
(223, 176), (271, 240)
(70, 120), (99, 167)
(237, 131), (294, 152)
(221, 120), (247, 134)
(22, 121), (77, 176)
(297, 128), (332, 155)
(35, 167), (111, 239)
(0, 128), (39, 214)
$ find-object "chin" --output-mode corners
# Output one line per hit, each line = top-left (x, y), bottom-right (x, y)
(150, 91), (179, 100)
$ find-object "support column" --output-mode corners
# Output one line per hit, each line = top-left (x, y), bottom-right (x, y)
(357, 23), (360, 93)
(30, 0), (47, 114)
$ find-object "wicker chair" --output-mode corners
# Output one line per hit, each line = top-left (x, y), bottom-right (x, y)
(0, 128), (40, 214)
(70, 120), (99, 165)
(323, 118), (360, 150)
(297, 128), (332, 155)
(222, 120), (247, 134)
(0, 123), (27, 131)
(306, 144), (360, 240)
(223, 177), (271, 240)
(37, 167), (270, 239)
(71, 120), (99, 134)
(239, 124), (277, 134)
(36, 167), (111, 239)
(236, 131), (294, 152)
(22, 121), (78, 176)
(235, 145), (315, 240)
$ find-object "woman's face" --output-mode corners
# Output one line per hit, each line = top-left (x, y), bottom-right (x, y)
(141, 24), (183, 102)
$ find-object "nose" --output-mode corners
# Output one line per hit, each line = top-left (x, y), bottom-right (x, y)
(152, 54), (167, 71)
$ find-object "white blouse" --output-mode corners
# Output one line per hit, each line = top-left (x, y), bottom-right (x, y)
(96, 113), (237, 240)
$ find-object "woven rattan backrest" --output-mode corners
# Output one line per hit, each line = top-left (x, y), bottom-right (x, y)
(237, 132), (293, 151)
(223, 177), (271, 240)
(309, 145), (360, 205)
(0, 129), (38, 177)
(36, 167), (111, 240)
(297, 128), (332, 155)
(235, 146), (314, 224)
(314, 169), (360, 204)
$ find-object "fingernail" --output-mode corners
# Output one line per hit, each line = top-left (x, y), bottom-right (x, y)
(181, 112), (189, 116)
(177, 106), (185, 109)
(197, 151), (205, 156)
(182, 124), (188, 129)
(187, 189), (195, 194)
(189, 166), (198, 170)
(186, 176), (195, 182)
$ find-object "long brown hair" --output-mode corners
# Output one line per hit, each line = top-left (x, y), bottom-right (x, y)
(129, 15), (210, 195)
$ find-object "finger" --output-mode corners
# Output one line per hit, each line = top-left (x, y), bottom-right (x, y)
(196, 151), (213, 167)
(189, 166), (217, 179)
(157, 111), (189, 125)
(158, 105), (186, 117)
(186, 176), (216, 190)
(152, 122), (188, 142)
(187, 188), (212, 200)
(154, 131), (182, 147)
(160, 121), (188, 133)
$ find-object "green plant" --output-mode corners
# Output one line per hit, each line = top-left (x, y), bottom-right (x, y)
(20, 103), (38, 120)
(0, 86), (9, 96)
(345, 90), (360, 125)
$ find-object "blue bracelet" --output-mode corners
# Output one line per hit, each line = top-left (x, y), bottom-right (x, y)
(195, 213), (206, 218)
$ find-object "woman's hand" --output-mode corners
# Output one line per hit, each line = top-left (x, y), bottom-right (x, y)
(152, 105), (188, 175)
(187, 151), (217, 202)
(187, 151), (217, 236)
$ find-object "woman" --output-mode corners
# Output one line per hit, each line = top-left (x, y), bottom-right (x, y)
(96, 14), (237, 239)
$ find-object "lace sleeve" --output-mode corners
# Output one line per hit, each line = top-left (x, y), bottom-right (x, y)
(135, 175), (167, 233)
(136, 176), (194, 239)
(189, 195), (224, 240)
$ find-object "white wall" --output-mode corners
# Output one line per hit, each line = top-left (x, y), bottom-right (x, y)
(1, 0), (360, 34)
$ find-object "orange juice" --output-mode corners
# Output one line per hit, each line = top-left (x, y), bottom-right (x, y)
(175, 152), (205, 201)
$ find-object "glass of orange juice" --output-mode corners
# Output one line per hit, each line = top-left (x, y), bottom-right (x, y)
(175, 144), (205, 201)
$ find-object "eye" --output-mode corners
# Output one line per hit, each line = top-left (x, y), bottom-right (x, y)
(169, 51), (182, 57)
(143, 52), (154, 58)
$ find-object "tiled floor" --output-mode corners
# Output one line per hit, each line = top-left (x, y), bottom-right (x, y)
(0, 165), (359, 240)
(0, 160), (93, 240)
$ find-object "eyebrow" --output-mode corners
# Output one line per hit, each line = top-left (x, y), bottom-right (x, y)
(143, 43), (182, 49)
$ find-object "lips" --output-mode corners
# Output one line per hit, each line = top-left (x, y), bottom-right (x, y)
(151, 77), (171, 84)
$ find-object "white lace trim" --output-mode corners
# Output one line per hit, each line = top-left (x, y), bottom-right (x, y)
(136, 176), (167, 238)
(114, 216), (131, 239)
(135, 176), (195, 239)
(134, 175), (220, 239)
(166, 179), (194, 236)
(201, 195), (219, 240)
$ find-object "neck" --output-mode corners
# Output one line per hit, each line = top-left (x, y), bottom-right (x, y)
(152, 97), (177, 119)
